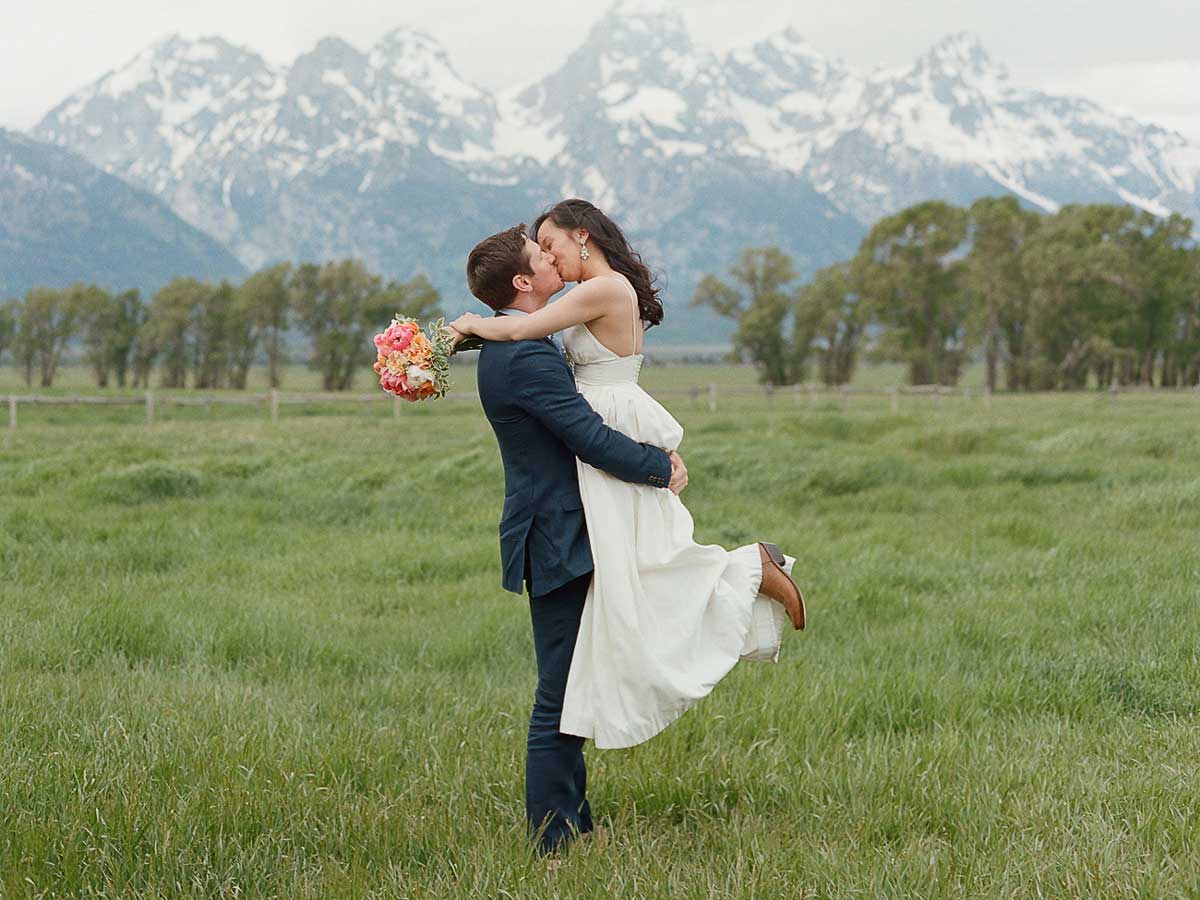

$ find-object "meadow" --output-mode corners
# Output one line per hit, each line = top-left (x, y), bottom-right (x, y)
(0, 356), (937, 398)
(2, 369), (1199, 898)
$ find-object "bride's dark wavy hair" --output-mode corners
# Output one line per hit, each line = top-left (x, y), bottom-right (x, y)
(531, 199), (665, 329)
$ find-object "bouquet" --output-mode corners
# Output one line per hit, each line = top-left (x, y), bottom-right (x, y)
(372, 316), (454, 401)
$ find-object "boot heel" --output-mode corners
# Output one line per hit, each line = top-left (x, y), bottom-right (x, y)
(760, 542), (785, 568)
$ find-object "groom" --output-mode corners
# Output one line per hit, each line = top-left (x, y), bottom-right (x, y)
(453, 224), (686, 856)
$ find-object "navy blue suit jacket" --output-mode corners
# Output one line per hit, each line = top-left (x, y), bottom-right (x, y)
(477, 333), (672, 598)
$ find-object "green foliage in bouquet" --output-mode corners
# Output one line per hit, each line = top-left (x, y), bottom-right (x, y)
(425, 317), (456, 399)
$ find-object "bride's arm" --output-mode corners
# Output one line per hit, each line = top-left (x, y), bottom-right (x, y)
(450, 280), (613, 341)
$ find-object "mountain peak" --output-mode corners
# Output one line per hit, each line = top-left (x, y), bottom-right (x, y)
(376, 27), (443, 52)
(299, 35), (365, 63)
(592, 0), (691, 45)
(752, 25), (844, 69)
(142, 33), (261, 67)
(918, 32), (1005, 80)
(146, 32), (184, 55)
(726, 24), (853, 103)
(369, 27), (487, 108)
(372, 27), (457, 74)
(53, 32), (269, 113)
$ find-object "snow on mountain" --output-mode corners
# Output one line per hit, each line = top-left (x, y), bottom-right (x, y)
(41, 35), (284, 183)
(722, 28), (864, 171)
(24, 11), (1200, 340)
(35, 29), (505, 267)
(499, 4), (861, 291)
(35, 20), (1200, 241)
(803, 33), (1200, 224)
(506, 2), (740, 210)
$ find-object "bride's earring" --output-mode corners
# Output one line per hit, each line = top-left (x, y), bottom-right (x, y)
(578, 237), (589, 261)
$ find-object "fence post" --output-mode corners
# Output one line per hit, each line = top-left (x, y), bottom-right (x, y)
(792, 384), (801, 407)
(707, 383), (717, 413)
(839, 384), (849, 411)
(931, 386), (941, 409)
(270, 389), (279, 423)
(889, 386), (899, 413)
(983, 385), (992, 410)
(7, 395), (15, 430)
(808, 384), (818, 408)
(393, 395), (402, 418)
(145, 391), (154, 427)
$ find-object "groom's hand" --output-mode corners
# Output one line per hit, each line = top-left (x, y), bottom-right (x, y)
(668, 451), (688, 495)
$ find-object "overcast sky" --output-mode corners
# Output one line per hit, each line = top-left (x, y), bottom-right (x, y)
(3, 0), (1198, 141)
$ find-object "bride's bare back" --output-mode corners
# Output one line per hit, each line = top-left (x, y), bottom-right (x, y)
(577, 273), (643, 358)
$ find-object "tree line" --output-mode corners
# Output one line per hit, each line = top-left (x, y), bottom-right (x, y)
(694, 198), (1200, 390)
(0, 262), (441, 391)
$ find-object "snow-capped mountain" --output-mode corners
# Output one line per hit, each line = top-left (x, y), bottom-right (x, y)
(801, 33), (1200, 224)
(27, 10), (1200, 340)
(35, 30), (516, 272)
(502, 4), (861, 290)
(721, 28), (866, 172)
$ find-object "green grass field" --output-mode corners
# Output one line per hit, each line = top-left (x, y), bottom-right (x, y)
(0, 357), (953, 397)
(2, 380), (1199, 897)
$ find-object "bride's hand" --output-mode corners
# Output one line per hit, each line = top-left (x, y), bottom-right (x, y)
(449, 312), (483, 335)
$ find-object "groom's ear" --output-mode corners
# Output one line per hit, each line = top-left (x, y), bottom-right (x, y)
(512, 272), (533, 294)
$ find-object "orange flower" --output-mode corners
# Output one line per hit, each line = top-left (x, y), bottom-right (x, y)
(406, 332), (434, 367)
(385, 350), (409, 375)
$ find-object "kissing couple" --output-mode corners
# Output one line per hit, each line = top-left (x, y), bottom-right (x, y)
(446, 198), (807, 859)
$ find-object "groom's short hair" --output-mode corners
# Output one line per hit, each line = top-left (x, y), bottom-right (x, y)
(467, 224), (534, 311)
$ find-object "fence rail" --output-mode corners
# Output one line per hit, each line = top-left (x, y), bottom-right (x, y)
(5, 382), (1198, 429)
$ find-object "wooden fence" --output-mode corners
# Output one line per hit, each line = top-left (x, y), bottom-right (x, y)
(5, 382), (1197, 430)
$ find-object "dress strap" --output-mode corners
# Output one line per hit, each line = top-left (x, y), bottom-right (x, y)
(603, 273), (642, 355)
(620, 276), (640, 354)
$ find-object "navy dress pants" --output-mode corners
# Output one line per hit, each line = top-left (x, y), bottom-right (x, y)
(526, 571), (594, 854)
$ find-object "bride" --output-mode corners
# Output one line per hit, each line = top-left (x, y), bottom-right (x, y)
(450, 198), (806, 749)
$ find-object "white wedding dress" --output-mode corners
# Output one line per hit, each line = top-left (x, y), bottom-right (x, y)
(559, 276), (792, 749)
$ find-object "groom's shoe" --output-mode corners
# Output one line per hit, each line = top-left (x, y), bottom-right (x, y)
(758, 542), (806, 630)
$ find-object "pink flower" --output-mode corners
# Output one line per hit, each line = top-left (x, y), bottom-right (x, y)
(379, 364), (415, 398)
(381, 319), (419, 353)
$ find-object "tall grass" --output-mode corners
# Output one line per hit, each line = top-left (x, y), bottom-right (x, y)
(2, 392), (1199, 897)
